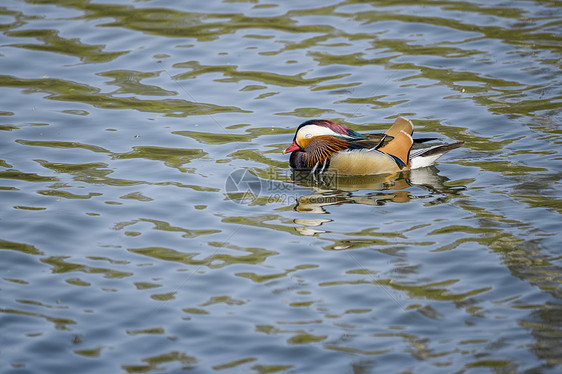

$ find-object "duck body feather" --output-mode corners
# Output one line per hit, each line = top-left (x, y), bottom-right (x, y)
(329, 149), (402, 175)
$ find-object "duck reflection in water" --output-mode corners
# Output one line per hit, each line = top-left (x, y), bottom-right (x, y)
(289, 166), (466, 235)
(291, 165), (462, 212)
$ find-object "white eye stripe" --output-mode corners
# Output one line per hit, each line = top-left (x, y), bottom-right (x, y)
(297, 124), (342, 139)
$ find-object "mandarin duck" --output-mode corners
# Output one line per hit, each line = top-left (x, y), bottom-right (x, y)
(283, 117), (463, 175)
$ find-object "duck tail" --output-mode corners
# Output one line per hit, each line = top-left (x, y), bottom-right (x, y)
(409, 142), (464, 169)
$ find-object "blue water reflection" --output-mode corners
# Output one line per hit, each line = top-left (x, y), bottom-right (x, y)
(1, 0), (561, 373)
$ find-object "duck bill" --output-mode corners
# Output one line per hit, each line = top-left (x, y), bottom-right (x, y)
(283, 141), (300, 154)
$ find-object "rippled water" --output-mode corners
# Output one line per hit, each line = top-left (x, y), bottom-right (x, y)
(1, 0), (561, 373)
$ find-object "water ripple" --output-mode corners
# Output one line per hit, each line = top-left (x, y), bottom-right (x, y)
(1, 0), (561, 373)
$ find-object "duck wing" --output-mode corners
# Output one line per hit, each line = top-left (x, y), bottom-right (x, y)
(361, 116), (436, 147)
(377, 130), (414, 166)
(385, 117), (414, 137)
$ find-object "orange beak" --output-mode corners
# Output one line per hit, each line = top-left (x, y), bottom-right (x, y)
(283, 141), (300, 154)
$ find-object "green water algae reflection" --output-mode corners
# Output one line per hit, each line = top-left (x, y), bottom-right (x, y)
(99, 70), (177, 96)
(41, 256), (132, 279)
(0, 169), (58, 183)
(114, 146), (207, 171)
(0, 307), (76, 330)
(129, 244), (277, 269)
(6, 28), (128, 63)
(114, 218), (220, 238)
(35, 160), (142, 186)
(0, 239), (43, 255)
(0, 75), (247, 116)
(122, 351), (197, 373)
(174, 61), (349, 87)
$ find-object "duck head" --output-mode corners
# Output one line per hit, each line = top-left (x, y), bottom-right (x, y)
(283, 120), (366, 170)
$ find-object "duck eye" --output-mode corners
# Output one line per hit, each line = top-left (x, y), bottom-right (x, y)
(304, 133), (312, 139)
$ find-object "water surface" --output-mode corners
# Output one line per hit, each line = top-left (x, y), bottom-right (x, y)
(1, 0), (561, 373)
